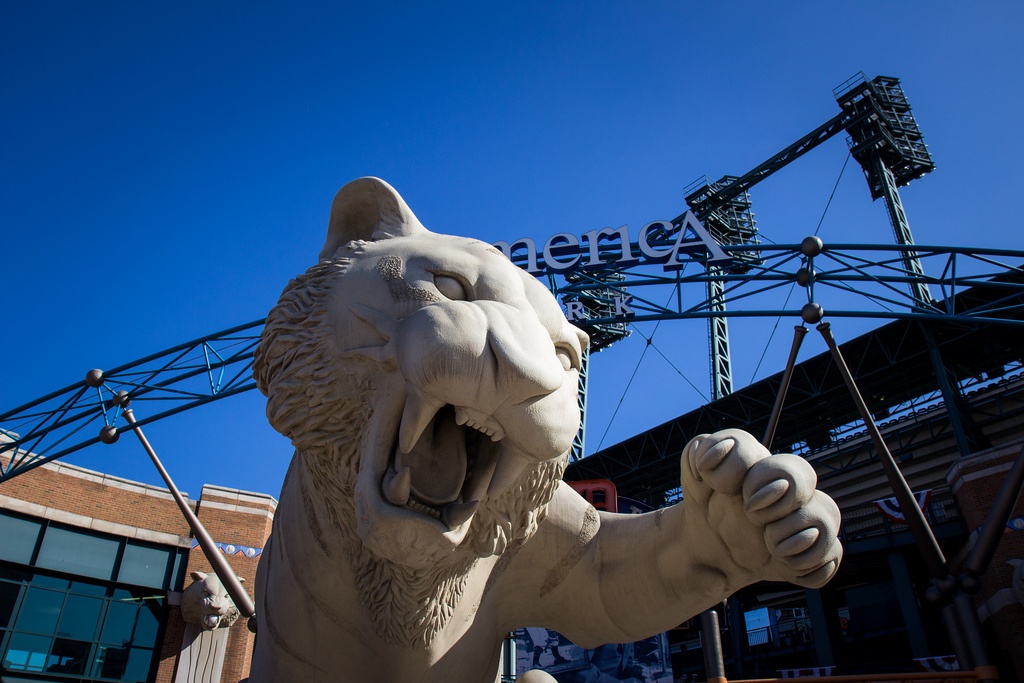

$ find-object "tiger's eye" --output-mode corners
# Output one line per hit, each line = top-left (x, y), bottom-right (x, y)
(434, 274), (468, 301)
(556, 347), (574, 371)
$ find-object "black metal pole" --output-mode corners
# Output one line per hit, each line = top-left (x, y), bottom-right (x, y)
(816, 322), (1000, 680)
(762, 325), (807, 449)
(119, 401), (256, 620)
(951, 593), (1000, 682)
(921, 324), (986, 458)
(940, 602), (972, 670)
(701, 606), (727, 683)
(816, 322), (948, 579)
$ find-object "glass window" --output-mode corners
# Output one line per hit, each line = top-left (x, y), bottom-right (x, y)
(14, 587), (64, 634)
(36, 527), (120, 581)
(100, 600), (137, 646)
(33, 574), (69, 589)
(0, 580), (21, 629)
(71, 579), (108, 597)
(3, 632), (51, 671)
(124, 647), (155, 682)
(133, 599), (162, 646)
(56, 594), (102, 640)
(47, 637), (91, 675)
(0, 513), (43, 564)
(118, 542), (171, 588)
(170, 548), (189, 590)
(0, 566), (29, 582)
(0, 568), (168, 683)
(93, 643), (129, 680)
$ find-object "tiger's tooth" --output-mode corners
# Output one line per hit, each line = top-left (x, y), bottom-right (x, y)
(455, 408), (470, 426)
(487, 450), (529, 497)
(399, 389), (444, 454)
(383, 466), (411, 506)
(442, 500), (480, 530)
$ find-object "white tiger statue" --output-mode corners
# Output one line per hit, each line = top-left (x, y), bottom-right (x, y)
(249, 177), (842, 682)
(180, 571), (242, 631)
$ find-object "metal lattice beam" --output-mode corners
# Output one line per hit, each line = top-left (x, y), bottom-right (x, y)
(3, 244), (1023, 484)
(1, 320), (264, 482)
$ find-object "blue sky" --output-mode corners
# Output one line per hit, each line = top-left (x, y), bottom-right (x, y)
(3, 2), (1023, 498)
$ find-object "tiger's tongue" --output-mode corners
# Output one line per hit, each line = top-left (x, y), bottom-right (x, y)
(397, 406), (468, 506)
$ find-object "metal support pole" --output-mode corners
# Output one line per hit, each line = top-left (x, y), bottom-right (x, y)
(940, 602), (972, 670)
(888, 550), (930, 657)
(872, 157), (932, 307)
(701, 606), (727, 683)
(921, 323), (988, 458)
(728, 597), (744, 673)
(762, 325), (807, 449)
(804, 589), (835, 667)
(951, 593), (1000, 682)
(817, 322), (999, 679)
(119, 401), (256, 621)
(708, 277), (733, 401)
(816, 322), (948, 579)
(570, 347), (589, 462)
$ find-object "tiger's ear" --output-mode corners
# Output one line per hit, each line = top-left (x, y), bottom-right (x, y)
(319, 177), (428, 261)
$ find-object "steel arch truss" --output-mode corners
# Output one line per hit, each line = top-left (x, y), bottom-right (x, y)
(0, 320), (264, 482)
(2, 243), (1023, 484)
(554, 243), (1024, 333)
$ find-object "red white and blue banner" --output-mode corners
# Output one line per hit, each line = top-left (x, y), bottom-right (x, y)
(190, 537), (263, 558)
(872, 490), (932, 523)
(914, 655), (960, 672)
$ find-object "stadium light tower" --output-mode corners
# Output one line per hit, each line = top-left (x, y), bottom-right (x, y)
(682, 74), (936, 401)
(835, 74), (936, 305)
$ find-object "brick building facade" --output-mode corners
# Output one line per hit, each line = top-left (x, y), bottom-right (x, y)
(0, 453), (275, 683)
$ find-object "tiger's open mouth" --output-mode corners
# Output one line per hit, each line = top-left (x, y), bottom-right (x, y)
(379, 403), (524, 532)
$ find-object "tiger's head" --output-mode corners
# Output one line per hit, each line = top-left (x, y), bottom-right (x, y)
(254, 178), (587, 570)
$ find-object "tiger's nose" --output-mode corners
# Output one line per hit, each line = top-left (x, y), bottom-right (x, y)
(486, 328), (564, 403)
(496, 340), (561, 390)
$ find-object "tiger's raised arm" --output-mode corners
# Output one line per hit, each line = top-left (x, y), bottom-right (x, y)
(503, 429), (842, 647)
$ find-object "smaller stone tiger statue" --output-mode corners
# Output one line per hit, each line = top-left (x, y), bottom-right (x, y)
(180, 571), (242, 631)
